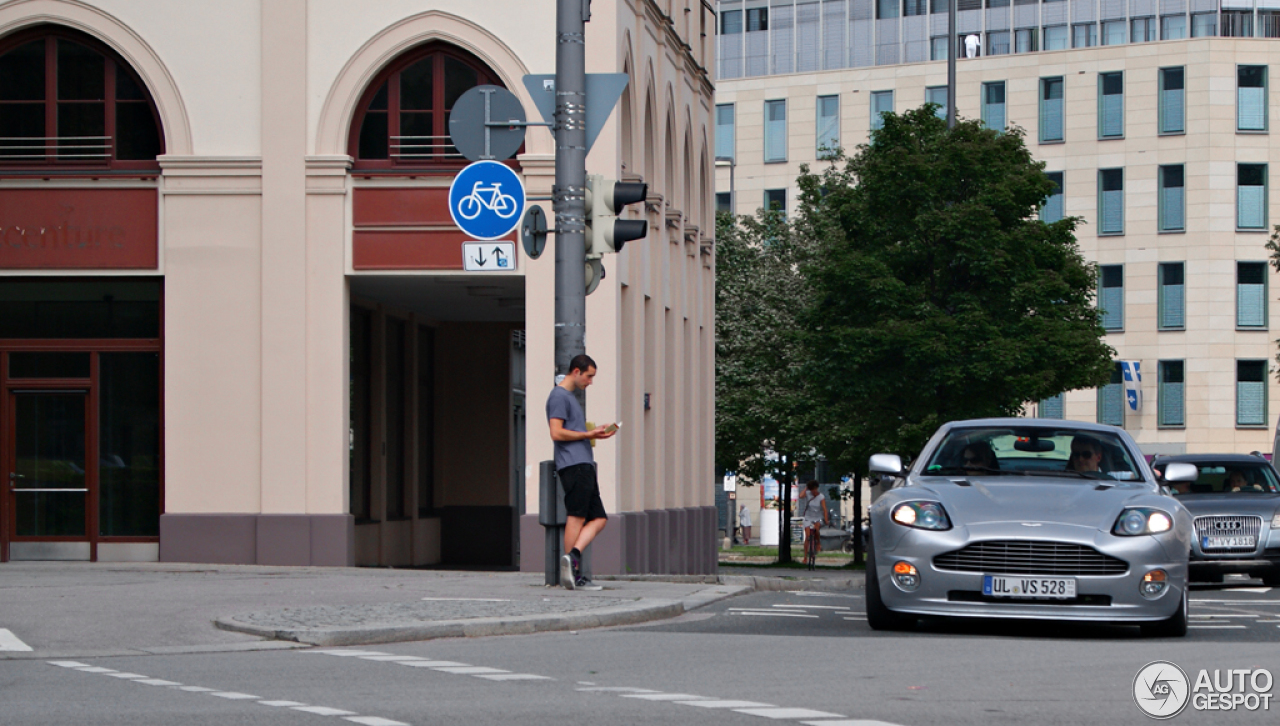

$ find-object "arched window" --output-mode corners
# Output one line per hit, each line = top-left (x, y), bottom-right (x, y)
(349, 43), (505, 171)
(0, 26), (163, 171)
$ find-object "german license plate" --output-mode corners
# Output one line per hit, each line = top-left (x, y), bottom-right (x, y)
(1202, 536), (1255, 549)
(983, 575), (1077, 599)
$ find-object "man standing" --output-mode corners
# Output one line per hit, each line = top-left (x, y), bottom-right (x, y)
(547, 354), (616, 590)
(738, 504), (751, 546)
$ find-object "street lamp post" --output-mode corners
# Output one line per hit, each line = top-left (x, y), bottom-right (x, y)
(947, 0), (957, 129)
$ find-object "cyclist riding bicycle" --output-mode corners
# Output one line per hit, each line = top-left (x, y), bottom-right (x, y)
(796, 480), (829, 569)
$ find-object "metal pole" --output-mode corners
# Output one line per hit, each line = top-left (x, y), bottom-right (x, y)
(946, 0), (957, 129)
(555, 0), (589, 380)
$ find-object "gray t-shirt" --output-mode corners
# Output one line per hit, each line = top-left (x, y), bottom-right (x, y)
(546, 386), (594, 471)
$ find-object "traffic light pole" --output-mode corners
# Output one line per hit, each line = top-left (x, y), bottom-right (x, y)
(554, 0), (589, 381)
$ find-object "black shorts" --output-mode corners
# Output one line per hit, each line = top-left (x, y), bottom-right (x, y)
(559, 463), (607, 522)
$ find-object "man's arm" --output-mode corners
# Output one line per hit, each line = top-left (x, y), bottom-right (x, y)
(549, 418), (614, 442)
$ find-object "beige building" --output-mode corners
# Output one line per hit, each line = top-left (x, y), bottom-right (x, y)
(0, 0), (717, 573)
(714, 0), (1280, 456)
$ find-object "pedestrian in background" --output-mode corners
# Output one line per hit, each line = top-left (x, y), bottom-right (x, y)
(546, 353), (617, 591)
(739, 504), (752, 546)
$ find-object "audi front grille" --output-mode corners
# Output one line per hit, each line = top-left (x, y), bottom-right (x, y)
(1194, 515), (1263, 552)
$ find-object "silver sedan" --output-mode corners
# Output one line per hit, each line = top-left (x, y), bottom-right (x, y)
(866, 419), (1194, 637)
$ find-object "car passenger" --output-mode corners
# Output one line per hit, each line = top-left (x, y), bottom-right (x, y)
(1223, 469), (1263, 492)
(1066, 436), (1104, 473)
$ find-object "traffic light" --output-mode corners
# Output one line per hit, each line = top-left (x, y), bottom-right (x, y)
(585, 174), (648, 257)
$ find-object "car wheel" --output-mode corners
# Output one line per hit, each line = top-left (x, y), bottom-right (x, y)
(1140, 589), (1188, 638)
(864, 536), (916, 631)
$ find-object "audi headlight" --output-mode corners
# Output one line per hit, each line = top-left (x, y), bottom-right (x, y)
(891, 501), (952, 531)
(1113, 508), (1173, 536)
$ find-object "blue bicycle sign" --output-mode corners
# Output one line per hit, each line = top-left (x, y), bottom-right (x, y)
(449, 160), (525, 240)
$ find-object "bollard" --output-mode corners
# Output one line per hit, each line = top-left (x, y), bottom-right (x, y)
(538, 460), (566, 585)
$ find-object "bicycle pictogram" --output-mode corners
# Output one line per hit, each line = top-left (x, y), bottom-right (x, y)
(457, 182), (518, 220)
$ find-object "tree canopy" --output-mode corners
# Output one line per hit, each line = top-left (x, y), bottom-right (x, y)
(791, 107), (1114, 470)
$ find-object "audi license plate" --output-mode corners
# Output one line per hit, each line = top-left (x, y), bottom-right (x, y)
(983, 575), (1077, 599)
(1203, 536), (1255, 549)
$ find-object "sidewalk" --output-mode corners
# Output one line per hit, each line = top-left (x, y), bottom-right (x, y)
(0, 562), (863, 659)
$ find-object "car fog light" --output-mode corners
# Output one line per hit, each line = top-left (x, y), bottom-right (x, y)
(1140, 569), (1169, 599)
(892, 561), (920, 591)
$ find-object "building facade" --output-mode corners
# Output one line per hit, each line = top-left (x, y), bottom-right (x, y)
(714, 0), (1280, 455)
(0, 0), (717, 572)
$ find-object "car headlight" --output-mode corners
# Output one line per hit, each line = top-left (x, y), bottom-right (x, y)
(1272, 512), (1280, 529)
(891, 501), (952, 531)
(1113, 508), (1173, 536)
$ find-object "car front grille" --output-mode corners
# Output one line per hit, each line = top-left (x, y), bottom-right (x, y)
(933, 540), (1129, 576)
(1194, 515), (1263, 551)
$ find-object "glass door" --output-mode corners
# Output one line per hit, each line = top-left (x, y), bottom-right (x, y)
(7, 391), (90, 559)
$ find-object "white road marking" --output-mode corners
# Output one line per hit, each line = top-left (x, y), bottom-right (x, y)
(359, 655), (425, 662)
(1191, 599), (1280, 603)
(308, 650), (391, 657)
(842, 616), (868, 621)
(1189, 614), (1256, 618)
(430, 666), (510, 675)
(75, 667), (117, 674)
(0, 628), (33, 652)
(799, 720), (907, 726)
(420, 597), (511, 602)
(786, 591), (862, 598)
(179, 686), (217, 692)
(622, 693), (713, 701)
(259, 700), (308, 707)
(343, 717), (411, 726)
(104, 672), (148, 679)
(135, 679), (182, 686)
(771, 605), (851, 610)
(209, 692), (260, 700)
(48, 661), (89, 668)
(1230, 588), (1273, 593)
(394, 660), (469, 668)
(293, 706), (359, 716)
(734, 707), (846, 719)
(1188, 625), (1247, 629)
(476, 674), (554, 681)
(732, 611), (819, 618)
(577, 687), (659, 692)
(674, 700), (776, 708)
(1258, 620), (1280, 623)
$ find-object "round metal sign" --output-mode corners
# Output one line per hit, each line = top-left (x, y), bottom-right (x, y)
(449, 160), (525, 240)
(449, 85), (527, 162)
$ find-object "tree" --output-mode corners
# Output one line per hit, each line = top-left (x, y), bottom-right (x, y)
(714, 209), (816, 562)
(793, 107), (1114, 470)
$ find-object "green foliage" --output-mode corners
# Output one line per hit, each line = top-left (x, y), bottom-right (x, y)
(792, 107), (1114, 471)
(714, 209), (818, 483)
(1265, 224), (1280, 380)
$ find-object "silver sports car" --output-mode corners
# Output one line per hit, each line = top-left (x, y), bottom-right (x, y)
(1151, 453), (1280, 586)
(866, 418), (1194, 637)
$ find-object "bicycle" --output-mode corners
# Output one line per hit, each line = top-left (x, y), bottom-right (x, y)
(457, 181), (518, 220)
(802, 520), (824, 570)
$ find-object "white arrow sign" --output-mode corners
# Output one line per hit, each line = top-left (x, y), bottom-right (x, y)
(463, 242), (516, 272)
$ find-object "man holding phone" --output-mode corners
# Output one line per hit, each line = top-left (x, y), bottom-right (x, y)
(547, 353), (617, 590)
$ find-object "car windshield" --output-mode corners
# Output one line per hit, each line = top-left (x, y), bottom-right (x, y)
(1157, 462), (1280, 495)
(922, 426), (1144, 481)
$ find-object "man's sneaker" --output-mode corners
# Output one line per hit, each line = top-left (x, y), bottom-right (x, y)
(575, 577), (603, 591)
(560, 554), (576, 590)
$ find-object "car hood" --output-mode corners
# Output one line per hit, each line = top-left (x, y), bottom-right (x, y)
(912, 476), (1160, 528)
(1175, 493), (1280, 517)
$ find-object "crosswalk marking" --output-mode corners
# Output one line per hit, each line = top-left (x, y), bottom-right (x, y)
(0, 628), (33, 652)
(771, 604), (852, 610)
(732, 611), (819, 618)
(674, 700), (775, 709)
(343, 717), (411, 726)
(799, 720), (907, 726)
(733, 707), (846, 719)
(476, 673), (554, 681)
(293, 706), (358, 716)
(622, 693), (712, 701)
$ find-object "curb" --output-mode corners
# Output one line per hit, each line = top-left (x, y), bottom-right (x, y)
(215, 598), (685, 647)
(600, 572), (865, 593)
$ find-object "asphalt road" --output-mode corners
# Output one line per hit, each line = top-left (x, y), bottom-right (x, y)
(2, 583), (1277, 726)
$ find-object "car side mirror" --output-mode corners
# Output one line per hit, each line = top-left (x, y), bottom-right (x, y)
(869, 454), (904, 476)
(1163, 462), (1198, 483)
